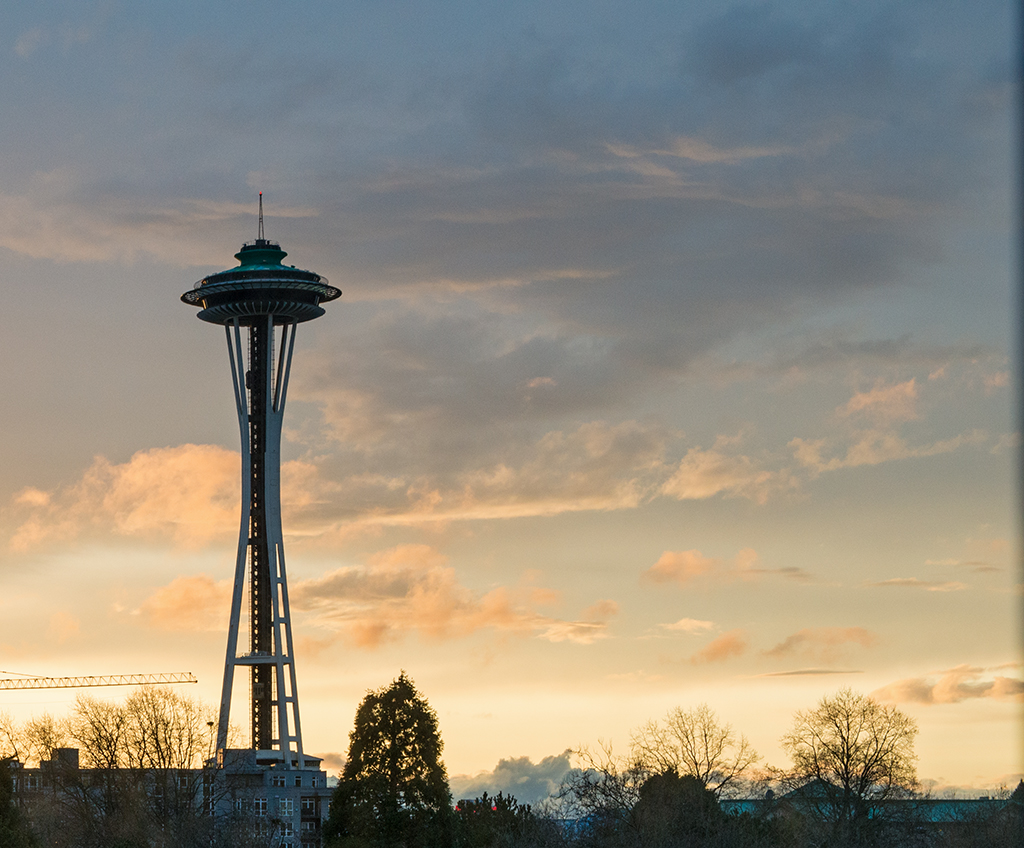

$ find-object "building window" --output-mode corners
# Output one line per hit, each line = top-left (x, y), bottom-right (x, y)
(311, 775), (322, 787)
(25, 775), (39, 791)
(294, 775), (302, 787)
(279, 798), (294, 817)
(301, 798), (317, 815)
(302, 820), (318, 831)
(281, 822), (294, 837)
(254, 798), (268, 817)
(271, 774), (286, 787)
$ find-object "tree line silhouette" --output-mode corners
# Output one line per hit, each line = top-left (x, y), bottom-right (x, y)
(0, 676), (1018, 847)
(327, 674), (1022, 848)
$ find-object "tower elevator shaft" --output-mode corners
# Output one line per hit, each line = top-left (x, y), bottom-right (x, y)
(247, 319), (273, 751)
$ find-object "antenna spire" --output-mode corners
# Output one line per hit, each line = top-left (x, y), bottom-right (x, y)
(258, 192), (265, 241)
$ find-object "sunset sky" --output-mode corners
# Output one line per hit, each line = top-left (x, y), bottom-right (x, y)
(0, 0), (1017, 799)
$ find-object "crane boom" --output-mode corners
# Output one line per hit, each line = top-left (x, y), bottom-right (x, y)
(0, 672), (197, 691)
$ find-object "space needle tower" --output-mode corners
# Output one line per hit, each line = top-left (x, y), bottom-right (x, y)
(182, 196), (340, 768)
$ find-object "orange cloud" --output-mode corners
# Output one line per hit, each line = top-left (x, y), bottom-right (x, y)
(764, 627), (877, 662)
(873, 665), (1024, 704)
(291, 544), (614, 648)
(644, 550), (716, 585)
(690, 629), (747, 664)
(840, 379), (918, 421)
(14, 488), (50, 507)
(660, 440), (788, 504)
(8, 444), (240, 551)
(5, 444), (350, 552)
(662, 618), (715, 634)
(138, 574), (232, 631)
(642, 547), (763, 586)
(539, 621), (611, 643)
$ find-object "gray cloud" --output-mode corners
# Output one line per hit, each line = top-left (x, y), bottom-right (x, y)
(450, 750), (572, 807)
(5, 3), (1005, 311)
(0, 0), (1009, 549)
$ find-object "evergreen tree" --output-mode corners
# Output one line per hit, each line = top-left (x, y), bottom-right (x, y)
(326, 672), (452, 848)
(633, 771), (723, 847)
(454, 792), (540, 848)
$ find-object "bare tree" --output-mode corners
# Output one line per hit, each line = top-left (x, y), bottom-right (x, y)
(630, 704), (758, 797)
(23, 713), (69, 766)
(69, 694), (129, 771)
(122, 686), (212, 771)
(781, 688), (918, 844)
(0, 712), (25, 762)
(38, 688), (218, 848)
(67, 687), (213, 772)
(555, 741), (649, 845)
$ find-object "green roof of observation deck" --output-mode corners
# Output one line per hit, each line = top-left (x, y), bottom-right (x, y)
(181, 238), (341, 326)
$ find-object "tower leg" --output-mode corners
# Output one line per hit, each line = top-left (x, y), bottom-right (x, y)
(217, 320), (250, 757)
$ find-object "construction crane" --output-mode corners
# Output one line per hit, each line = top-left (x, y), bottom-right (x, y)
(0, 672), (197, 691)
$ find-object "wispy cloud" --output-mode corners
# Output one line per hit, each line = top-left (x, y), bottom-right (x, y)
(867, 578), (967, 592)
(790, 428), (986, 474)
(763, 627), (877, 663)
(989, 432), (1019, 454)
(690, 629), (748, 664)
(607, 135), (797, 166)
(839, 379), (919, 422)
(660, 438), (792, 504)
(0, 173), (318, 266)
(283, 419), (674, 536)
(758, 668), (863, 677)
(873, 665), (1024, 704)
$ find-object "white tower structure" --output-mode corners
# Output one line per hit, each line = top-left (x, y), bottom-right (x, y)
(181, 198), (340, 768)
